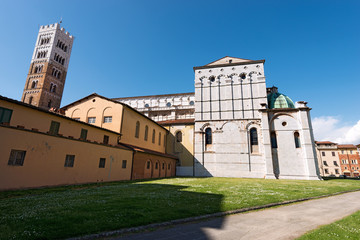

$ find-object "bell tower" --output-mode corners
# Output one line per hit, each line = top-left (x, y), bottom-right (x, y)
(21, 23), (74, 110)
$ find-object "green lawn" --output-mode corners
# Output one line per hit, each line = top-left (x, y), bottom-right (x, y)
(0, 177), (359, 239)
(297, 210), (360, 240)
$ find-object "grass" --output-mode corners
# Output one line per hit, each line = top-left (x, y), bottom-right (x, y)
(0, 177), (359, 239)
(297, 210), (360, 240)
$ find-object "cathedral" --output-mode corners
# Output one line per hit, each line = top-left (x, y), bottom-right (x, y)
(0, 23), (321, 191)
(117, 57), (321, 180)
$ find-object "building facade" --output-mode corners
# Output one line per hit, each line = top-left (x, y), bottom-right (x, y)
(21, 23), (74, 110)
(338, 145), (360, 177)
(315, 141), (341, 176)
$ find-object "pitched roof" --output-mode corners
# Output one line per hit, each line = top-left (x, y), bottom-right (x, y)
(158, 119), (195, 126)
(60, 93), (169, 132)
(193, 56), (265, 71)
(315, 141), (337, 145)
(337, 144), (357, 149)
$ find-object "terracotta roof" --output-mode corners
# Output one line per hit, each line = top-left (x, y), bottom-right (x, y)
(0, 95), (123, 137)
(158, 119), (195, 126)
(60, 93), (169, 132)
(315, 141), (337, 145)
(119, 143), (178, 160)
(113, 92), (194, 100)
(337, 144), (357, 149)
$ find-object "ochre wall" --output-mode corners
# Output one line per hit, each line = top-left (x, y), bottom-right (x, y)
(0, 99), (121, 145)
(165, 124), (194, 167)
(0, 126), (133, 190)
(131, 152), (176, 180)
(64, 96), (123, 133)
(121, 106), (167, 153)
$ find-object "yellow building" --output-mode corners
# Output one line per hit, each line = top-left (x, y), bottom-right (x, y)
(0, 94), (177, 190)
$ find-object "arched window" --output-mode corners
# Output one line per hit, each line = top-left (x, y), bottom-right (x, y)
(135, 121), (140, 138)
(271, 132), (277, 148)
(152, 129), (155, 143)
(250, 128), (258, 153)
(144, 125), (148, 141)
(52, 85), (56, 93)
(176, 131), (182, 142)
(205, 128), (212, 145)
(50, 83), (53, 91)
(294, 132), (301, 148)
(47, 100), (52, 108)
(158, 132), (161, 145)
(31, 81), (37, 89)
(57, 72), (61, 79)
(29, 96), (33, 105)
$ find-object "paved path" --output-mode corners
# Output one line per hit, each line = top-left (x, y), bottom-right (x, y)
(111, 191), (360, 240)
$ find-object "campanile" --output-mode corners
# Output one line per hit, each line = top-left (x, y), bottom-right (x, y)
(21, 23), (74, 110)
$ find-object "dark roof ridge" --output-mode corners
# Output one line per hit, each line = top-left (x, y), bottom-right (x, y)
(113, 92), (195, 100)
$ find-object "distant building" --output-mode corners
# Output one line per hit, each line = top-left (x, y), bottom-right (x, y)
(21, 23), (74, 110)
(337, 145), (360, 177)
(315, 141), (341, 176)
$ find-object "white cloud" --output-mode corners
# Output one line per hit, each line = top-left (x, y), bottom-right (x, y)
(312, 116), (360, 144)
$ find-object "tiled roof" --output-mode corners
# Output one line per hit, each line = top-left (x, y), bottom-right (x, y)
(337, 144), (357, 149)
(316, 141), (337, 145)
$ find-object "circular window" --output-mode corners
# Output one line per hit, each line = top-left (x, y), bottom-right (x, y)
(166, 102), (172, 107)
(209, 76), (215, 82)
(144, 103), (149, 108)
(189, 101), (194, 106)
(282, 122), (287, 126)
(240, 73), (246, 79)
(92, 99), (96, 102)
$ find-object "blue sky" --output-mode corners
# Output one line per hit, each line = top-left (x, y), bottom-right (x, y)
(0, 0), (359, 143)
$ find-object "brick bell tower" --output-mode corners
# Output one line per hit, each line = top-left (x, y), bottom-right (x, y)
(21, 23), (74, 110)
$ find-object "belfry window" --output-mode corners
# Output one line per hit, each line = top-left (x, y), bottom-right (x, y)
(135, 121), (140, 138)
(271, 132), (277, 148)
(176, 131), (182, 142)
(294, 132), (301, 148)
(250, 128), (258, 153)
(205, 128), (212, 145)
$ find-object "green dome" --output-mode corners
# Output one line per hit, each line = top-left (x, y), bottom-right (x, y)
(267, 92), (295, 109)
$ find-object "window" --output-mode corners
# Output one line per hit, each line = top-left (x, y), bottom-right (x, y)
(122, 160), (127, 169)
(103, 116), (112, 123)
(99, 158), (106, 168)
(323, 161), (328, 166)
(205, 128), (212, 145)
(49, 121), (60, 135)
(64, 155), (75, 167)
(47, 100), (52, 108)
(324, 169), (329, 174)
(341, 150), (344, 154)
(351, 160), (358, 164)
(162, 162), (165, 169)
(352, 167), (355, 170)
(322, 152), (325, 156)
(332, 152), (336, 157)
(73, 118), (80, 121)
(164, 135), (166, 147)
(166, 102), (172, 107)
(335, 169), (339, 174)
(155, 162), (158, 169)
(168, 164), (171, 169)
(250, 128), (258, 150)
(29, 96), (33, 105)
(189, 101), (194, 105)
(345, 167), (347, 170)
(144, 126), (148, 141)
(31, 81), (38, 88)
(176, 131), (182, 142)
(342, 159), (348, 164)
(145, 103), (149, 108)
(8, 150), (26, 166)
(135, 121), (140, 138)
(350, 150), (353, 154)
(146, 161), (151, 169)
(159, 133), (161, 145)
(80, 129), (88, 140)
(294, 132), (301, 148)
(103, 135), (109, 144)
(88, 117), (96, 123)
(0, 107), (13, 124)
(152, 129), (156, 143)
(271, 132), (277, 148)
(333, 161), (338, 166)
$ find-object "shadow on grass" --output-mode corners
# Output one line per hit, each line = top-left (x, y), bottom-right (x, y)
(0, 181), (224, 240)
